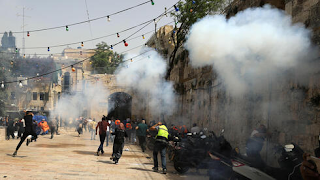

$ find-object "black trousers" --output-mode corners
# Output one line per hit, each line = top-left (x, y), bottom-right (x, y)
(138, 136), (146, 151)
(6, 128), (14, 139)
(50, 127), (56, 139)
(16, 127), (38, 151)
(112, 143), (124, 161)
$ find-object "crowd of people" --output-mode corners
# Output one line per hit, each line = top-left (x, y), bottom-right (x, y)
(3, 112), (318, 179)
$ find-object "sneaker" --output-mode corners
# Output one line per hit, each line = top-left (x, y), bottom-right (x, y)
(163, 169), (167, 174)
(115, 160), (118, 164)
(12, 150), (17, 157)
(110, 156), (113, 160)
(152, 167), (158, 172)
(26, 139), (30, 146)
(96, 151), (99, 156)
(101, 151), (104, 155)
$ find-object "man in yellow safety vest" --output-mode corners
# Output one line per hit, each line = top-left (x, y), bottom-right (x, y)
(150, 122), (169, 174)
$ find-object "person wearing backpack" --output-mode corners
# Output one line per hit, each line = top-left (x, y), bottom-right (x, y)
(125, 119), (132, 144)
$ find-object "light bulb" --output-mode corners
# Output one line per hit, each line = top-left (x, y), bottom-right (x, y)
(107, 16), (111, 22)
(117, 33), (120, 38)
(48, 47), (50, 51)
(23, 54), (26, 58)
(111, 45), (113, 50)
(174, 5), (179, 11)
(66, 26), (69, 31)
(151, 0), (154, 5)
(123, 40), (128, 47)
(15, 48), (18, 53)
(10, 61), (13, 65)
(169, 38), (172, 44)
(27, 31), (30, 37)
(131, 59), (133, 62)
(165, 7), (167, 17)
(71, 65), (76, 72)
(142, 35), (145, 39)
(192, 0), (195, 4)
(81, 42), (84, 47)
(19, 81), (23, 88)
(190, 8), (193, 13)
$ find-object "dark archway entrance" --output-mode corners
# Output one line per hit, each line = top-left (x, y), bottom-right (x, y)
(107, 92), (132, 120)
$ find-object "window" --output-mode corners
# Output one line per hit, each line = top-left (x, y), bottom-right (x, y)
(45, 93), (49, 101)
(40, 93), (44, 100)
(33, 92), (37, 100)
(10, 92), (15, 100)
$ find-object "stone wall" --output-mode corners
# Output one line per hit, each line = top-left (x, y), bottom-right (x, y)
(145, 0), (320, 166)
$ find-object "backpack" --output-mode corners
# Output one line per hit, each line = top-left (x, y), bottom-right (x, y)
(126, 123), (132, 130)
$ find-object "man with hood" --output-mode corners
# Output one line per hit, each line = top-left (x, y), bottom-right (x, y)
(13, 111), (38, 157)
(111, 123), (128, 164)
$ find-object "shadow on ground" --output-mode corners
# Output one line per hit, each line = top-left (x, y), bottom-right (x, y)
(35, 143), (85, 148)
(127, 167), (154, 172)
(6, 154), (27, 158)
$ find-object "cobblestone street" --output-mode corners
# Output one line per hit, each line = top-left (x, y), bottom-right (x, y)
(0, 128), (208, 180)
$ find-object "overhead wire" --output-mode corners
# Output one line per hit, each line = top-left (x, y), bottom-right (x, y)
(0, 1), (151, 34)
(1, 0), (183, 84)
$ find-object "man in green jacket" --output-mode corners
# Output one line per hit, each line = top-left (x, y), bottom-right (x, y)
(136, 119), (148, 152)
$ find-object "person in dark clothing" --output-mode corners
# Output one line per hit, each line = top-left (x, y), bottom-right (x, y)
(6, 119), (15, 140)
(76, 118), (83, 137)
(48, 119), (56, 139)
(13, 111), (38, 157)
(111, 123), (127, 164)
(96, 116), (109, 156)
(17, 119), (25, 139)
(150, 122), (169, 174)
(246, 124), (268, 169)
(55, 117), (60, 135)
(136, 119), (148, 152)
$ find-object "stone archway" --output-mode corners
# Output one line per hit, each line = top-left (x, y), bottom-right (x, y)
(107, 92), (132, 120)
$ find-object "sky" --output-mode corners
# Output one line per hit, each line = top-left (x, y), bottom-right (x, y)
(0, 0), (176, 57)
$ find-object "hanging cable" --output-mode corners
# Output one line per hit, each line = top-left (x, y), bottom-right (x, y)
(0, 1), (152, 34)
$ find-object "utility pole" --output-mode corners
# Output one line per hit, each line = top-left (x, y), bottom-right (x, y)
(16, 6), (31, 55)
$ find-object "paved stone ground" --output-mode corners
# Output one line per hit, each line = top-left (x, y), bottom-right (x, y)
(0, 128), (209, 180)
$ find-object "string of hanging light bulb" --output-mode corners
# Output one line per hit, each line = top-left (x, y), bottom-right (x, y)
(0, 0), (155, 35)
(0, 48), (154, 87)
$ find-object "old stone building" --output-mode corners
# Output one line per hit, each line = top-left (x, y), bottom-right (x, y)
(144, 0), (320, 166)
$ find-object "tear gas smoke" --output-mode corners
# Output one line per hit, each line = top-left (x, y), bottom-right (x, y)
(115, 49), (176, 116)
(49, 81), (109, 121)
(185, 5), (318, 97)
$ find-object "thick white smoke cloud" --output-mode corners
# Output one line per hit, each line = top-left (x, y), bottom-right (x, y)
(185, 5), (318, 97)
(50, 81), (109, 121)
(115, 49), (176, 116)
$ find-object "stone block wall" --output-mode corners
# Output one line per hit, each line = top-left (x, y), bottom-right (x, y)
(143, 0), (320, 166)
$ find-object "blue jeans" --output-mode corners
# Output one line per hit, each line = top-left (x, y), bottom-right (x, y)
(153, 141), (166, 169)
(98, 134), (106, 153)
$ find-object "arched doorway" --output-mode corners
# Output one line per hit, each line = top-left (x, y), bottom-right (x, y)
(107, 92), (132, 120)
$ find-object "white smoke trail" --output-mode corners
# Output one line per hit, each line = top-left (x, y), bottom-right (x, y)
(50, 81), (109, 121)
(185, 5), (318, 97)
(115, 49), (176, 116)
